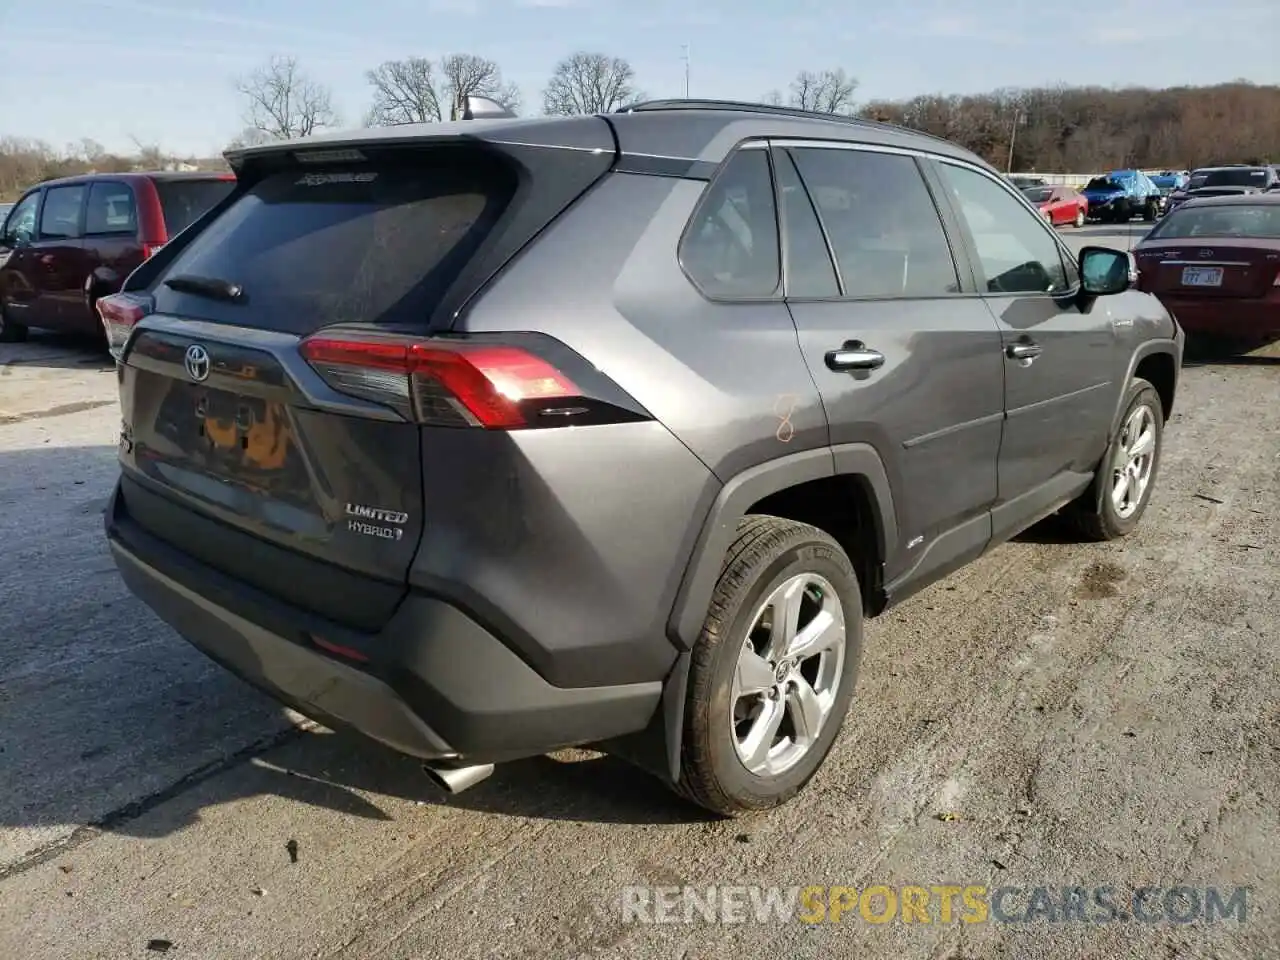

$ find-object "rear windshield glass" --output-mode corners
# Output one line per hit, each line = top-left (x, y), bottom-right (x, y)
(1086, 177), (1119, 190)
(151, 160), (512, 334)
(1148, 204), (1280, 239)
(1202, 169), (1268, 187)
(1021, 187), (1054, 203)
(155, 179), (235, 236)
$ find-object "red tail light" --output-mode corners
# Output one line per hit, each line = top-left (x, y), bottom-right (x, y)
(299, 334), (584, 429)
(96, 292), (154, 359)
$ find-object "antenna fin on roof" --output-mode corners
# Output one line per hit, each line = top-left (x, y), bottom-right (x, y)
(461, 96), (516, 121)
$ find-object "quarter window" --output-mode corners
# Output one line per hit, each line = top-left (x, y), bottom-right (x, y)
(937, 162), (1069, 294)
(788, 147), (960, 298)
(85, 182), (138, 235)
(39, 185), (86, 240)
(681, 148), (780, 298)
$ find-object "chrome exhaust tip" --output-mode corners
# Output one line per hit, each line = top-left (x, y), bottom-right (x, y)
(422, 760), (495, 794)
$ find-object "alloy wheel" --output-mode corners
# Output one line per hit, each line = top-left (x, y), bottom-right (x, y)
(1111, 403), (1157, 519)
(731, 573), (846, 777)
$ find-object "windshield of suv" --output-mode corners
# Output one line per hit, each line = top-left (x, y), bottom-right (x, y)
(1202, 168), (1269, 188)
(1148, 204), (1280, 239)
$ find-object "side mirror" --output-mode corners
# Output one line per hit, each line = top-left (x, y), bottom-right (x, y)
(1079, 246), (1134, 296)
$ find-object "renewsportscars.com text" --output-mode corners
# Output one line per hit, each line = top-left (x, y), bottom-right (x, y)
(620, 884), (1250, 925)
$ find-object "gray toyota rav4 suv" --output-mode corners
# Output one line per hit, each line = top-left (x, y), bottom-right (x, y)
(102, 99), (1183, 815)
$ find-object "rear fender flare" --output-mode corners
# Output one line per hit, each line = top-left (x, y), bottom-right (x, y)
(1107, 338), (1180, 441)
(1093, 337), (1181, 513)
(659, 443), (897, 782)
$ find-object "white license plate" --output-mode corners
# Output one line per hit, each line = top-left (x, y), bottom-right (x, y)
(1181, 266), (1223, 287)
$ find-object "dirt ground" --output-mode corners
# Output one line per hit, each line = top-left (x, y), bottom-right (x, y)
(1, 289), (1276, 959)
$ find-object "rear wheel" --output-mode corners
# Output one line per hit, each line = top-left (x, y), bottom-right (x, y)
(1143, 199), (1158, 222)
(675, 516), (862, 816)
(1074, 208), (1086, 228)
(0, 303), (28, 343)
(1068, 378), (1163, 541)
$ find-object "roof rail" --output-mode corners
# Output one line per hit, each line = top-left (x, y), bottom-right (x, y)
(620, 98), (871, 126)
(617, 98), (958, 149)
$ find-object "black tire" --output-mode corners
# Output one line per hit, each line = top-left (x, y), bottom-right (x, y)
(1068, 378), (1164, 541)
(674, 515), (863, 816)
(0, 303), (28, 343)
(1143, 199), (1158, 222)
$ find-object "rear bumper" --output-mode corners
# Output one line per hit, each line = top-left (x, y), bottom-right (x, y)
(106, 485), (663, 764)
(1161, 297), (1280, 337)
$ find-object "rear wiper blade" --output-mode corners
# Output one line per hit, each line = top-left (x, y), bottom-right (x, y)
(163, 274), (245, 302)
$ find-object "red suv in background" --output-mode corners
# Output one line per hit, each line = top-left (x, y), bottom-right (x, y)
(0, 171), (234, 342)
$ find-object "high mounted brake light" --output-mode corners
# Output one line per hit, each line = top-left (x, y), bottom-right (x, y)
(299, 335), (582, 429)
(97, 292), (154, 360)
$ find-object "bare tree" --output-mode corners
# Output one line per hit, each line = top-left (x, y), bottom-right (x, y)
(439, 54), (520, 121)
(129, 135), (170, 171)
(365, 56), (444, 125)
(226, 127), (274, 150)
(235, 55), (340, 141)
(787, 69), (858, 114)
(542, 52), (640, 115)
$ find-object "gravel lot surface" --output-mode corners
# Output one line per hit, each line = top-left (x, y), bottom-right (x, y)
(1, 224), (1276, 959)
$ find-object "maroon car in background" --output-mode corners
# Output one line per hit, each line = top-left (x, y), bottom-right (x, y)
(1134, 193), (1280, 344)
(0, 171), (235, 342)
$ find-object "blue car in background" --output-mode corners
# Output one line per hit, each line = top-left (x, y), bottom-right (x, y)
(1149, 170), (1189, 203)
(1081, 169), (1163, 223)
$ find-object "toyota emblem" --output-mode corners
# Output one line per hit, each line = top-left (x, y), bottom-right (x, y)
(184, 344), (211, 382)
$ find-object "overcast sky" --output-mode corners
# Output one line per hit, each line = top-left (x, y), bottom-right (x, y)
(3, 0), (1277, 156)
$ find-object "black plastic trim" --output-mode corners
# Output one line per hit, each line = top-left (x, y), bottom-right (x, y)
(612, 154), (718, 180)
(666, 443), (897, 650)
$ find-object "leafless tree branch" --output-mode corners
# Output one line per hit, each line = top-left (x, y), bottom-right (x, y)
(235, 55), (340, 141)
(438, 54), (520, 121)
(365, 57), (444, 125)
(787, 69), (858, 115)
(542, 52), (641, 115)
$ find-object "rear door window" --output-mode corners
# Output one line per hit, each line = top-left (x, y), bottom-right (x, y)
(85, 181), (138, 236)
(788, 146), (960, 298)
(39, 186), (85, 240)
(151, 160), (514, 333)
(154, 179), (235, 236)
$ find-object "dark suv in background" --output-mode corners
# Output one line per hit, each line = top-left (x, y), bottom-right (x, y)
(101, 99), (1183, 815)
(0, 171), (234, 342)
(1164, 165), (1280, 217)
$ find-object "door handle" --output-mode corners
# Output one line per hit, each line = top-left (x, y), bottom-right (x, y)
(1006, 342), (1042, 361)
(825, 342), (885, 371)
